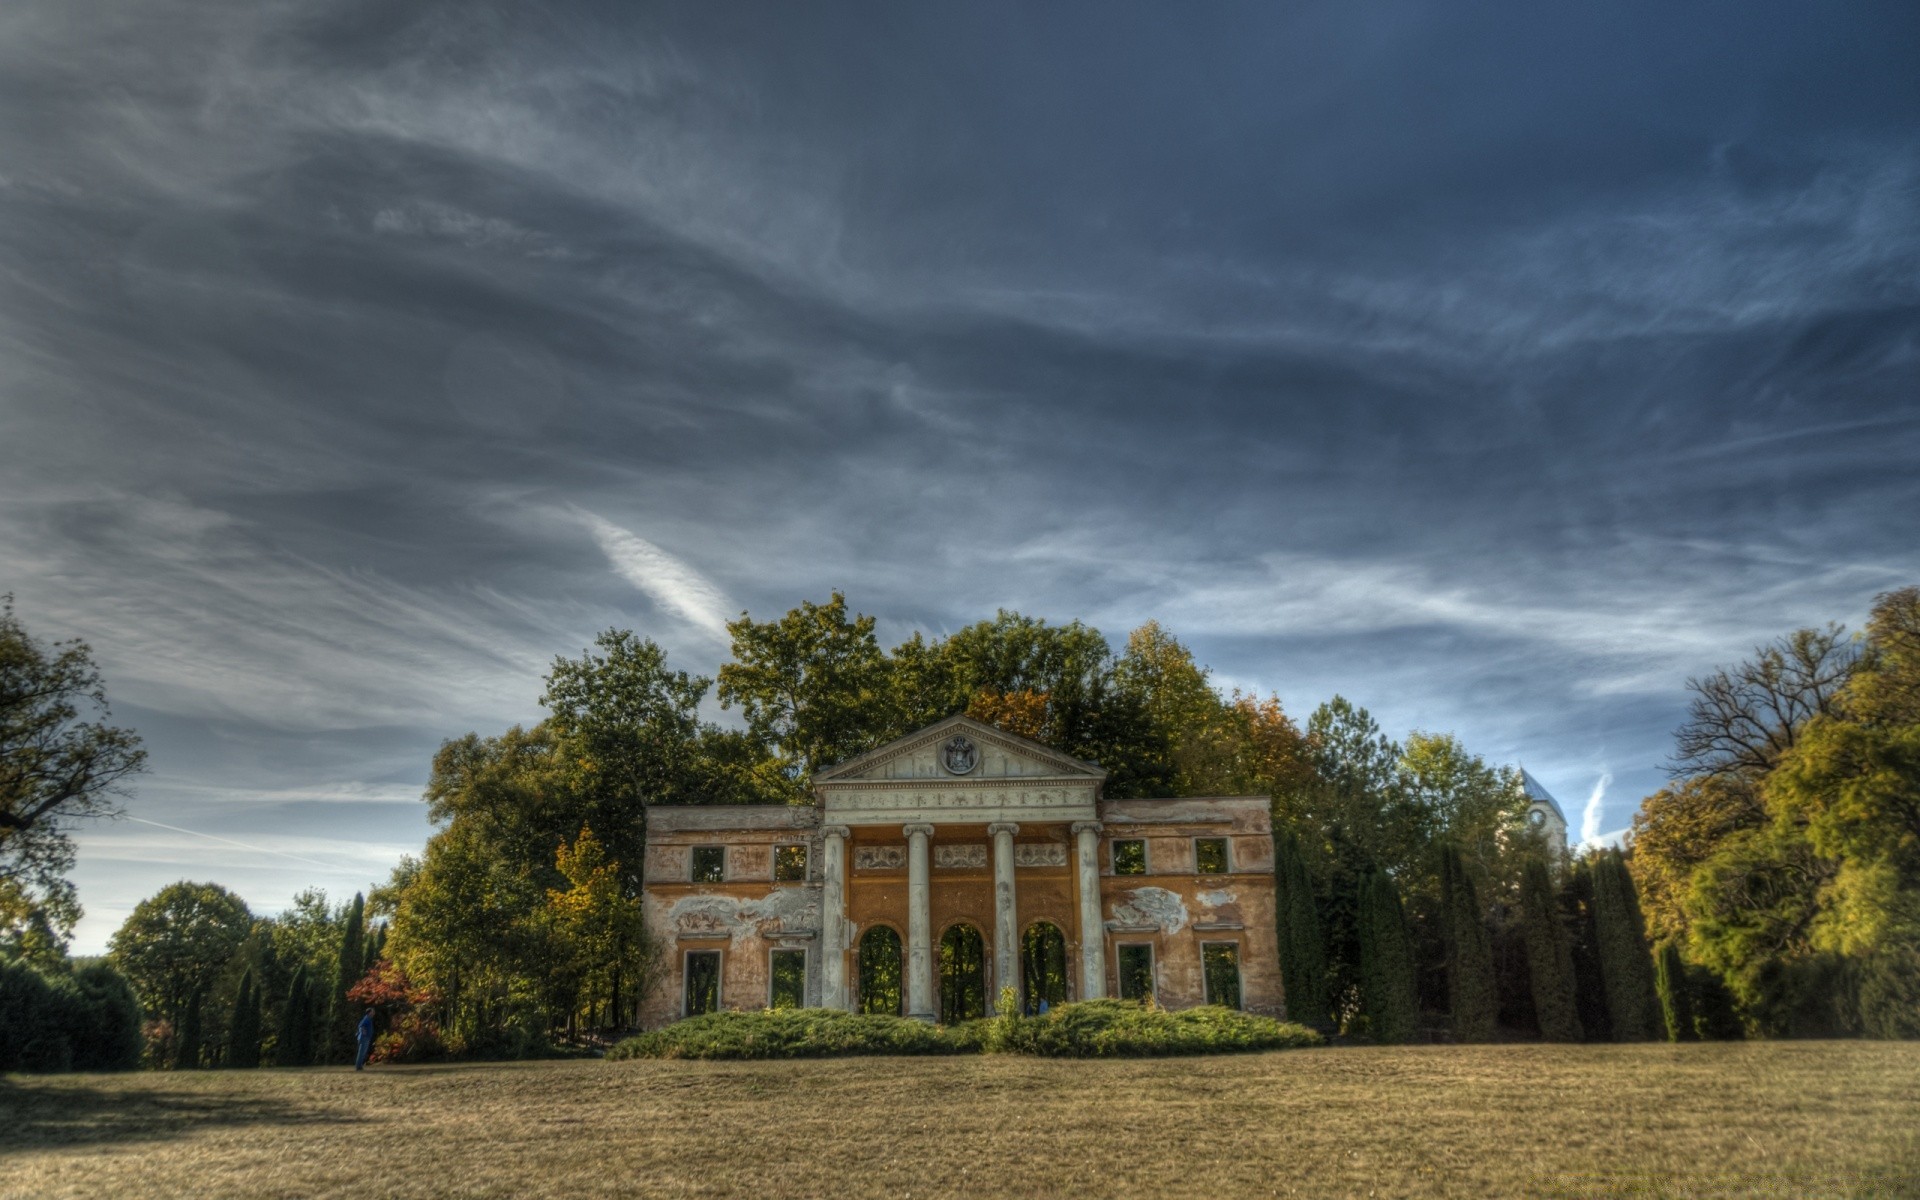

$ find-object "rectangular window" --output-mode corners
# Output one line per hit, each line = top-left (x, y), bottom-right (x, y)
(1112, 839), (1147, 875)
(1203, 943), (1242, 1010)
(769, 949), (806, 1009)
(684, 950), (721, 1016)
(1117, 944), (1154, 1002)
(773, 844), (808, 882)
(691, 845), (725, 883)
(1194, 837), (1229, 874)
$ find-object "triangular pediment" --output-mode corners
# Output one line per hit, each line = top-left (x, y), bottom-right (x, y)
(814, 714), (1105, 785)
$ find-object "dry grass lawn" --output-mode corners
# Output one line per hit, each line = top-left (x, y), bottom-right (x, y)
(3, 1042), (1917, 1199)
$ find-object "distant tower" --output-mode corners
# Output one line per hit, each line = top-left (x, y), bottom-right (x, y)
(1519, 768), (1570, 856)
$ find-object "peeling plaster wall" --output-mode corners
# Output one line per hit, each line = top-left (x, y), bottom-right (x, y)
(1096, 794), (1283, 1017)
(637, 790), (1283, 1027)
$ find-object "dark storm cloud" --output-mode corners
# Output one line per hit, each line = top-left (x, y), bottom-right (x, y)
(1, 0), (1916, 947)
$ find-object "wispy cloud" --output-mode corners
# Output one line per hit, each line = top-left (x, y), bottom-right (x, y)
(1580, 773), (1612, 846)
(570, 507), (735, 642)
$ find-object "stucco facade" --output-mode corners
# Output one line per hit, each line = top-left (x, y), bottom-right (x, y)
(638, 715), (1284, 1028)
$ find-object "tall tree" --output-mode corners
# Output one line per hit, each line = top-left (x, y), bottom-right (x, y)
(1518, 857), (1582, 1042)
(545, 826), (651, 1032)
(1439, 844), (1496, 1042)
(1356, 869), (1418, 1043)
(1272, 831), (1328, 1027)
(718, 593), (894, 782)
(1590, 850), (1660, 1041)
(1654, 940), (1697, 1042)
(1764, 586), (1920, 1038)
(277, 964), (312, 1067)
(542, 631), (728, 884)
(173, 988), (204, 1070)
(1671, 624), (1855, 784)
(1, 596), (147, 942)
(327, 893), (365, 1063)
(108, 881), (252, 1039)
(228, 969), (261, 1068)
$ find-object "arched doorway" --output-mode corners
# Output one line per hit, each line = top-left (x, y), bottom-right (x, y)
(1021, 921), (1069, 1014)
(938, 923), (987, 1023)
(858, 926), (903, 1016)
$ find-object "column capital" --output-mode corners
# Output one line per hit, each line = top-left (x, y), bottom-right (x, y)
(1071, 820), (1104, 837)
(987, 822), (1020, 837)
(902, 823), (936, 839)
(820, 824), (852, 840)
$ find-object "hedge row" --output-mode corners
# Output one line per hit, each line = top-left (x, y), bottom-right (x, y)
(608, 1000), (1321, 1061)
(0, 959), (144, 1072)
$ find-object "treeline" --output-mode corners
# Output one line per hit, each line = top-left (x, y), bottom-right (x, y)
(1629, 587), (1920, 1038)
(372, 596), (1561, 1047)
(120, 883), (381, 1069)
(372, 602), (1320, 1048)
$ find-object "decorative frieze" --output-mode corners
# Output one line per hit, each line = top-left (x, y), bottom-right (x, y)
(934, 844), (988, 869)
(853, 845), (906, 870)
(1013, 843), (1068, 868)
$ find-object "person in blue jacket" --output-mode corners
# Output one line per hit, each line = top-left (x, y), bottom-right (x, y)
(354, 1008), (375, 1071)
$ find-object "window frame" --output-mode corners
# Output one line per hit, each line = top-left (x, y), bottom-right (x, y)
(1116, 942), (1155, 1003)
(1193, 836), (1230, 875)
(1201, 941), (1243, 1010)
(683, 948), (722, 1017)
(690, 845), (726, 884)
(772, 843), (809, 883)
(1111, 838), (1148, 876)
(768, 947), (807, 1010)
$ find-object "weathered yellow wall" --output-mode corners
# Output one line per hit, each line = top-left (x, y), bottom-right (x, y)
(638, 797), (1283, 1027)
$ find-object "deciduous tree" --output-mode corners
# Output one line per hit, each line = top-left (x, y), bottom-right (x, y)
(1, 597), (146, 941)
(108, 881), (252, 1038)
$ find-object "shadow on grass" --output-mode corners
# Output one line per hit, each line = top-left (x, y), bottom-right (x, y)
(0, 1077), (364, 1153)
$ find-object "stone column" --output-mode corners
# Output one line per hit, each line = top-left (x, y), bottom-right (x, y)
(1072, 820), (1107, 1000)
(988, 822), (1020, 1012)
(904, 823), (936, 1021)
(819, 825), (851, 1010)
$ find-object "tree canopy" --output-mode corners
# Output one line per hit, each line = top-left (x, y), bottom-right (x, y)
(1, 596), (146, 942)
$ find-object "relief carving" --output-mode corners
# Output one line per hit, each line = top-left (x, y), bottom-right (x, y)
(1013, 843), (1068, 868)
(853, 845), (906, 870)
(934, 844), (988, 869)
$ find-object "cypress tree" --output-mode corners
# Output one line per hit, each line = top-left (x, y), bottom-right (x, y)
(1356, 869), (1418, 1043)
(277, 965), (310, 1067)
(1273, 831), (1329, 1027)
(1655, 940), (1697, 1042)
(174, 988), (204, 1070)
(229, 970), (261, 1067)
(1440, 844), (1496, 1042)
(329, 893), (366, 1063)
(1519, 858), (1583, 1042)
(1561, 857), (1611, 1041)
(1591, 850), (1661, 1041)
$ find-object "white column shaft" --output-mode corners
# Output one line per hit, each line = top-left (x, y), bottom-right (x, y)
(820, 826), (849, 1010)
(905, 824), (935, 1020)
(990, 823), (1020, 1013)
(1074, 821), (1107, 1000)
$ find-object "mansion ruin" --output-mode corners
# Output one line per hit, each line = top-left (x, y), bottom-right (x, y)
(638, 715), (1283, 1026)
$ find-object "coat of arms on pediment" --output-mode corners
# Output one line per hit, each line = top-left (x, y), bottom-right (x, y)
(941, 735), (979, 775)
(812, 715), (1107, 784)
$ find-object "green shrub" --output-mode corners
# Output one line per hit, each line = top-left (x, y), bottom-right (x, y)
(987, 999), (1322, 1058)
(0, 958), (142, 1072)
(608, 1008), (970, 1060)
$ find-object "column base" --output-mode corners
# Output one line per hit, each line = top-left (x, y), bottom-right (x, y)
(907, 1010), (937, 1024)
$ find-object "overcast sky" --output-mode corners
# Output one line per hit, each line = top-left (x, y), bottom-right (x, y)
(3, 2), (1916, 953)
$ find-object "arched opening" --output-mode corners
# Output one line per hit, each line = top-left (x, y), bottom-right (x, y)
(938, 923), (987, 1023)
(1021, 922), (1069, 1014)
(857, 925), (903, 1016)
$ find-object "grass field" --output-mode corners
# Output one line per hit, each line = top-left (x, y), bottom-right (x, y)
(4, 1042), (1917, 1199)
